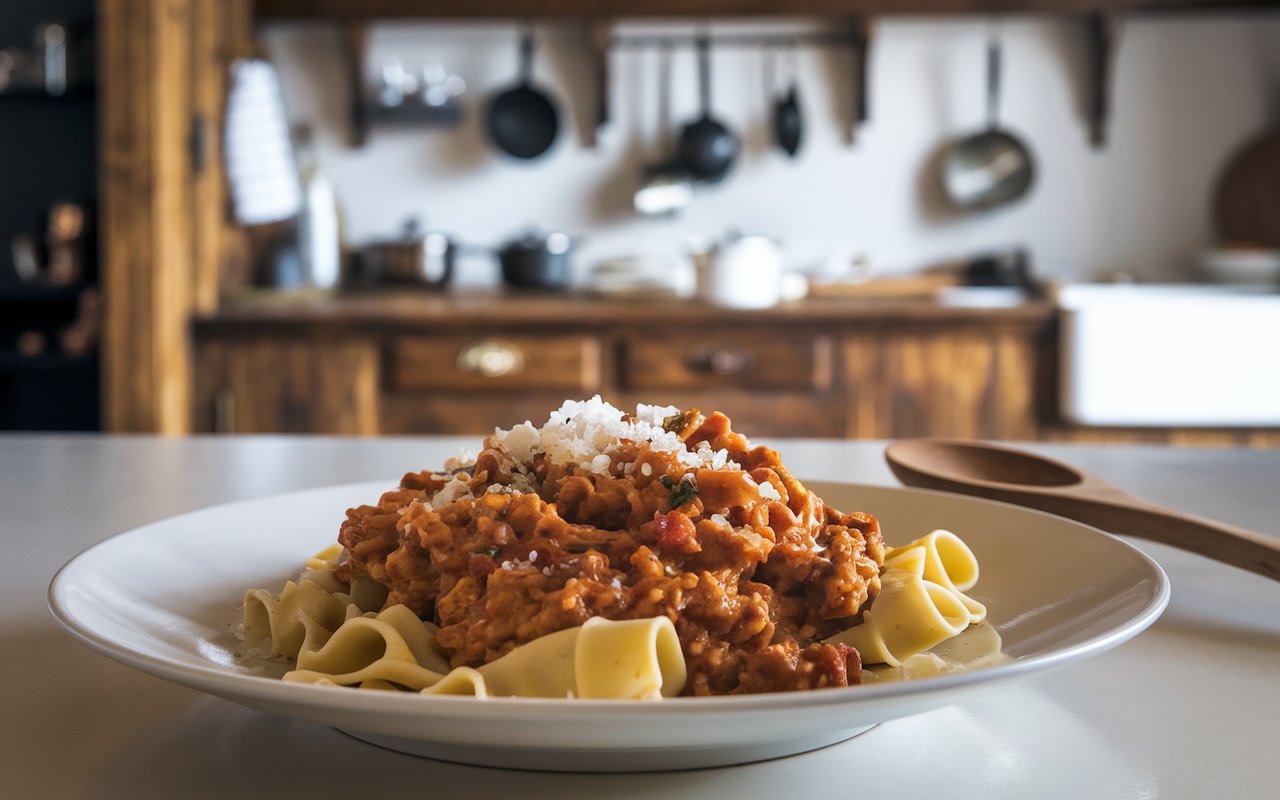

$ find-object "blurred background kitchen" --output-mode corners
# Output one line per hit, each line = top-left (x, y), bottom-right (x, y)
(2, 1), (1278, 443)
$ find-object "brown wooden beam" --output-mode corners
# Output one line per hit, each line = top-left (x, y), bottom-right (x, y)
(99, 0), (196, 433)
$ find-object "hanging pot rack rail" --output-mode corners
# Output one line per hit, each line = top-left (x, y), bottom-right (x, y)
(332, 12), (1115, 150)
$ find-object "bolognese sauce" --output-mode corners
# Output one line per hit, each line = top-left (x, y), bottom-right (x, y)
(336, 400), (885, 695)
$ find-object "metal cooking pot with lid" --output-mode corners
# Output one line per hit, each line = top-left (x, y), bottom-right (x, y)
(497, 230), (573, 289)
(353, 218), (455, 289)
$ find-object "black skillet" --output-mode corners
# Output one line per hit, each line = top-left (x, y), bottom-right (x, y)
(486, 28), (561, 160)
(677, 35), (739, 183)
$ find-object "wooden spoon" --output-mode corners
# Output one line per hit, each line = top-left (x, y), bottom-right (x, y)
(884, 438), (1280, 581)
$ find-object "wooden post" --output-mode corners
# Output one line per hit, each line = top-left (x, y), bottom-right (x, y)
(99, 0), (196, 433)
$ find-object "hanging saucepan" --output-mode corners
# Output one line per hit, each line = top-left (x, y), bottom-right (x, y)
(497, 230), (573, 289)
(485, 27), (561, 160)
(677, 35), (739, 183)
(942, 31), (1034, 210)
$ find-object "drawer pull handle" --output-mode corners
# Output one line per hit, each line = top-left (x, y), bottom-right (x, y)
(687, 346), (756, 376)
(457, 340), (526, 378)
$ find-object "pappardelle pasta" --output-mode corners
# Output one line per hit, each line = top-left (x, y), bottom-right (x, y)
(241, 397), (1004, 699)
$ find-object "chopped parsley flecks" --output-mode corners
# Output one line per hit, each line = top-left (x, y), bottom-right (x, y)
(668, 474), (699, 508)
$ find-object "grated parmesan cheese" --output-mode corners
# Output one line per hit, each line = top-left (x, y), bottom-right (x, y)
(490, 396), (740, 476)
(758, 481), (782, 501)
(420, 397), (744, 509)
(428, 473), (473, 508)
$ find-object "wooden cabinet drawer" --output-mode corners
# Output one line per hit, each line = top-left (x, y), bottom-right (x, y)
(622, 332), (833, 392)
(389, 335), (602, 393)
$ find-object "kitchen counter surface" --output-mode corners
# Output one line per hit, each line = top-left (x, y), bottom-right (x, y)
(8, 435), (1279, 798)
(195, 288), (1055, 332)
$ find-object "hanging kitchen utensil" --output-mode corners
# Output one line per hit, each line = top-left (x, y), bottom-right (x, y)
(635, 44), (694, 216)
(884, 438), (1280, 582)
(485, 26), (561, 160)
(677, 35), (739, 184)
(223, 57), (303, 226)
(942, 28), (1034, 211)
(772, 42), (803, 157)
(849, 16), (871, 144)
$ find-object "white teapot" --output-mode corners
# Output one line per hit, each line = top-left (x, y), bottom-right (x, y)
(691, 232), (785, 309)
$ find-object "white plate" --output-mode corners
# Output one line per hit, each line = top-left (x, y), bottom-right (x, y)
(49, 480), (1168, 772)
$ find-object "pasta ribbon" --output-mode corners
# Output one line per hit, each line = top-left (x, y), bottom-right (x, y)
(285, 604), (454, 690)
(862, 622), (1008, 683)
(480, 615), (684, 699)
(828, 529), (986, 667)
(573, 616), (686, 700)
(281, 610), (686, 699)
(305, 543), (343, 571)
(886, 529), (986, 623)
(243, 579), (352, 659)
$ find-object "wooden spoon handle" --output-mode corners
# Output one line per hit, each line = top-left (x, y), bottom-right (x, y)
(1031, 488), (1280, 581)
(903, 474), (1280, 582)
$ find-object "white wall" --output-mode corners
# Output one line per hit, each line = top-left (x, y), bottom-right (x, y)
(263, 14), (1280, 286)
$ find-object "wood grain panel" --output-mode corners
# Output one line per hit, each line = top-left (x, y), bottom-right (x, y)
(194, 338), (380, 434)
(199, 290), (1057, 330)
(101, 0), (196, 434)
(617, 390), (845, 438)
(380, 390), (844, 438)
(1040, 426), (1280, 447)
(190, 0), (254, 312)
(380, 392), (618, 435)
(622, 333), (832, 392)
(843, 330), (1039, 440)
(389, 335), (602, 393)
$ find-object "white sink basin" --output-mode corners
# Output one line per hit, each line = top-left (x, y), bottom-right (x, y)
(1056, 284), (1280, 427)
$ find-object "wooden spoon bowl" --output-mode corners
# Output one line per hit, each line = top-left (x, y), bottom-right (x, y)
(885, 438), (1280, 582)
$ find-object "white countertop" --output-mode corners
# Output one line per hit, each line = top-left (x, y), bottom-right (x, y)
(5, 435), (1279, 798)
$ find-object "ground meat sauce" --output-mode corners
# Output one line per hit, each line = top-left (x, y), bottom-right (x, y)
(337, 405), (885, 695)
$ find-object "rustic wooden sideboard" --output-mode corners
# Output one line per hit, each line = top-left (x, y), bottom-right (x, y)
(191, 290), (1279, 446)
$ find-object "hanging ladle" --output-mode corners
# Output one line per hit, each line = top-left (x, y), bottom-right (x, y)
(884, 438), (1280, 581)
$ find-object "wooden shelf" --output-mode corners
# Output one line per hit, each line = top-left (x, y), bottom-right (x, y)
(254, 0), (1280, 21)
(197, 288), (1057, 334)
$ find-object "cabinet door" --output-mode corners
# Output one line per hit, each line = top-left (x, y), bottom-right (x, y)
(843, 331), (1040, 440)
(194, 338), (380, 434)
